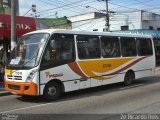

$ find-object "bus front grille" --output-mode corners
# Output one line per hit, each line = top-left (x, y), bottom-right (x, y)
(7, 75), (22, 80)
(8, 84), (20, 90)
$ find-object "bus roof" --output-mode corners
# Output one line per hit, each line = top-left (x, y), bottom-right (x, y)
(24, 29), (152, 38)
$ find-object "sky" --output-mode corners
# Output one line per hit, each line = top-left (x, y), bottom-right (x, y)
(19, 0), (160, 18)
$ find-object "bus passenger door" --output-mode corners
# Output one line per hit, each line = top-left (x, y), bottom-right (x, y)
(136, 38), (155, 77)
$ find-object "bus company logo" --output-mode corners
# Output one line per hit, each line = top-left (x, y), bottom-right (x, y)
(45, 71), (63, 78)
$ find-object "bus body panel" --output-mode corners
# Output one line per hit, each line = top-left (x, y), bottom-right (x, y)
(39, 63), (81, 93)
(4, 29), (156, 97)
(39, 55), (154, 94)
(135, 56), (155, 79)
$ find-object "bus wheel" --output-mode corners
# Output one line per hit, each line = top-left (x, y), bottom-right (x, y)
(124, 71), (135, 86)
(43, 82), (61, 101)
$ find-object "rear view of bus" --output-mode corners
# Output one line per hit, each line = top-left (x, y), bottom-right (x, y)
(5, 32), (49, 96)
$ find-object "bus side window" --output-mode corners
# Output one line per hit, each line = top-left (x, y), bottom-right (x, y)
(120, 37), (137, 57)
(136, 38), (153, 56)
(60, 45), (72, 60)
(77, 35), (100, 59)
(40, 34), (76, 69)
(101, 36), (120, 58)
(40, 45), (53, 68)
(44, 48), (51, 61)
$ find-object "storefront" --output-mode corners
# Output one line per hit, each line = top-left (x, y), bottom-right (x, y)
(0, 14), (37, 62)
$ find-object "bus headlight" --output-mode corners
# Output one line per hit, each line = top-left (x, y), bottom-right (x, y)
(26, 70), (37, 82)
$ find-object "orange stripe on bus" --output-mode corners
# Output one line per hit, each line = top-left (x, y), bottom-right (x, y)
(77, 58), (134, 79)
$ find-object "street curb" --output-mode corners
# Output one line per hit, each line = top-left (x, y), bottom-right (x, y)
(0, 91), (11, 97)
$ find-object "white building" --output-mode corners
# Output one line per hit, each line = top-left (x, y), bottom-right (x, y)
(68, 10), (160, 32)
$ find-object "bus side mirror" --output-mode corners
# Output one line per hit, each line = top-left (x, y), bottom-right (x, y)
(50, 40), (56, 49)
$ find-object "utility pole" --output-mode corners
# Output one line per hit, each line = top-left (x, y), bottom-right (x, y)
(105, 0), (109, 32)
(98, 0), (109, 31)
(11, 0), (17, 50)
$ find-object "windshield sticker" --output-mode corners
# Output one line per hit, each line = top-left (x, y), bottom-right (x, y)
(45, 71), (63, 78)
(10, 57), (21, 65)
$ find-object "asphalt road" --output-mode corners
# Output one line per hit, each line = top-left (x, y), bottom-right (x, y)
(0, 76), (160, 120)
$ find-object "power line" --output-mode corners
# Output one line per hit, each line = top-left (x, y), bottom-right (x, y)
(133, 0), (160, 12)
(134, 0), (154, 6)
(38, 0), (83, 16)
(109, 0), (160, 14)
(37, 0), (87, 14)
(23, 0), (35, 16)
(34, 0), (160, 19)
(39, 0), (97, 18)
(72, 12), (160, 29)
(48, 0), (88, 12)
(73, 18), (157, 31)
(109, 1), (139, 11)
(73, 18), (104, 29)
(110, 0), (154, 11)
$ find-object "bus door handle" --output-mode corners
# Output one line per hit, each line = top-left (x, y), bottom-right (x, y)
(79, 77), (88, 82)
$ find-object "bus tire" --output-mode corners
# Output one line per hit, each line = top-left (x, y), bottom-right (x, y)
(124, 71), (135, 86)
(43, 82), (62, 101)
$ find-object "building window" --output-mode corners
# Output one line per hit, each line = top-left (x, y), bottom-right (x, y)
(121, 26), (129, 30)
(149, 26), (153, 30)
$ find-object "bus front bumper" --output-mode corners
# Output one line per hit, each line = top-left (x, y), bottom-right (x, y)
(4, 80), (38, 96)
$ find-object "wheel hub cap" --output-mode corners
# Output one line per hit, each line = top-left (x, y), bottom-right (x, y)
(48, 86), (56, 96)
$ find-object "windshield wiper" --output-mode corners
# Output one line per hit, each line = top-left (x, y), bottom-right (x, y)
(21, 47), (41, 67)
(21, 55), (37, 67)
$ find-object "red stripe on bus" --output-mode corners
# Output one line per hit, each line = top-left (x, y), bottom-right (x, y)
(108, 57), (147, 76)
(68, 62), (87, 78)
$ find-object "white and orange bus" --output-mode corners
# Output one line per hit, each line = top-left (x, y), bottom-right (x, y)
(4, 29), (155, 100)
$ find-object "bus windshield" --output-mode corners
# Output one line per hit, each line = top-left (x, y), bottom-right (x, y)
(6, 33), (49, 69)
